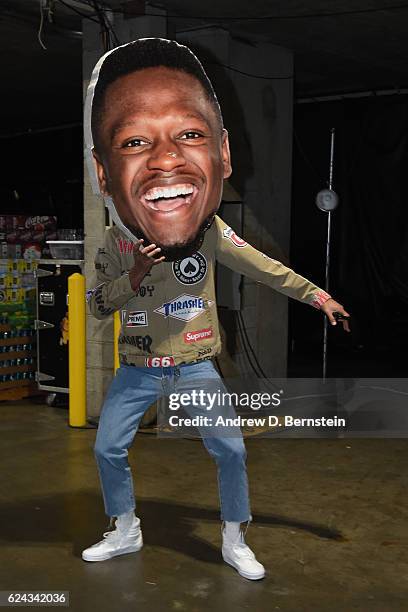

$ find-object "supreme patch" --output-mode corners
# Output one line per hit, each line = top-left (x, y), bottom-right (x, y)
(184, 327), (213, 343)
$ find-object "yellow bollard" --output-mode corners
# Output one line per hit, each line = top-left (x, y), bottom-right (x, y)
(68, 273), (87, 427)
(113, 310), (121, 373)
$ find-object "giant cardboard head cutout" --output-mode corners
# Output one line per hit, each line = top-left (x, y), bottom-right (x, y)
(84, 38), (232, 261)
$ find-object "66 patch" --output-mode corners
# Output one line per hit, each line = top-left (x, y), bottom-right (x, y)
(172, 252), (207, 285)
(145, 356), (175, 367)
(222, 226), (247, 248)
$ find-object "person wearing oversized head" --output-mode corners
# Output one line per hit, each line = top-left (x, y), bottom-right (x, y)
(87, 37), (230, 262)
(84, 38), (350, 579)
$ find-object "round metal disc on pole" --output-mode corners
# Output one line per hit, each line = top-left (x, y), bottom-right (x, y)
(316, 188), (339, 212)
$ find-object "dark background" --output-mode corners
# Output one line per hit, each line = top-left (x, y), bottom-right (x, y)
(289, 94), (408, 377)
(1, 127), (83, 229)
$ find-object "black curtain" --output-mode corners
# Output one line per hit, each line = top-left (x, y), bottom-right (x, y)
(289, 94), (408, 376)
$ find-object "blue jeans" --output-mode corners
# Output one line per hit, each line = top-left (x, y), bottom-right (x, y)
(94, 360), (251, 522)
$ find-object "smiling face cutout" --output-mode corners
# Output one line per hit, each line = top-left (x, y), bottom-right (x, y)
(93, 66), (232, 259)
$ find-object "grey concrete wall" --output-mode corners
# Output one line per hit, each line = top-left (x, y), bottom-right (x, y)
(232, 39), (294, 378)
(175, 27), (294, 377)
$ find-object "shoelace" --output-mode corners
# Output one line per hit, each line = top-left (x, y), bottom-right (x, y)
(232, 532), (256, 559)
(222, 522), (256, 559)
(102, 522), (139, 542)
(101, 530), (120, 542)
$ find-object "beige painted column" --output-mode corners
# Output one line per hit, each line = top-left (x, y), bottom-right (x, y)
(176, 27), (294, 377)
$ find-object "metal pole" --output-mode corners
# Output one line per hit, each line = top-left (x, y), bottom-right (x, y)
(113, 311), (121, 373)
(68, 273), (87, 427)
(322, 128), (336, 380)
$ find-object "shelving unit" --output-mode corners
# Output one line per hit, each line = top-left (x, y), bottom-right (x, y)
(0, 322), (38, 400)
(0, 258), (41, 401)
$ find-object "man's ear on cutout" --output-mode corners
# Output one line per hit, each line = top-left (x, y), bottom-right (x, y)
(92, 149), (111, 196)
(221, 129), (232, 179)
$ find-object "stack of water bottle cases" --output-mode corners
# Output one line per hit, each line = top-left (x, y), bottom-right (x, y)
(0, 258), (37, 400)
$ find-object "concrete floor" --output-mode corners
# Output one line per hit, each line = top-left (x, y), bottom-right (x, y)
(1, 401), (408, 611)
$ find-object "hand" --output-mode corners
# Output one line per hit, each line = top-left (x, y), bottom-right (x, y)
(320, 298), (351, 332)
(129, 239), (165, 291)
(135, 239), (165, 269)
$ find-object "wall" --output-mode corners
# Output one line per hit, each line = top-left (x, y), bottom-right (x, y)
(176, 27), (294, 377)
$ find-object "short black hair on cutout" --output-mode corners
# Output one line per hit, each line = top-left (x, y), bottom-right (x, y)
(91, 37), (223, 152)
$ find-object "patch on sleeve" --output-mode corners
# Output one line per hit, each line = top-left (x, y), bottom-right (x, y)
(311, 290), (331, 309)
(95, 261), (108, 273)
(222, 226), (247, 248)
(86, 283), (104, 303)
(117, 237), (136, 254)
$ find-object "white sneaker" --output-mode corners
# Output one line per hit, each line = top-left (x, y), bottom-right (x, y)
(82, 515), (143, 562)
(221, 522), (265, 580)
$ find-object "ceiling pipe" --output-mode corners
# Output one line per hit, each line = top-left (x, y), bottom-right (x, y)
(296, 87), (408, 104)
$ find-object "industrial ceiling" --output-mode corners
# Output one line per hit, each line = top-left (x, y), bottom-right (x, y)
(1, 0), (407, 135)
